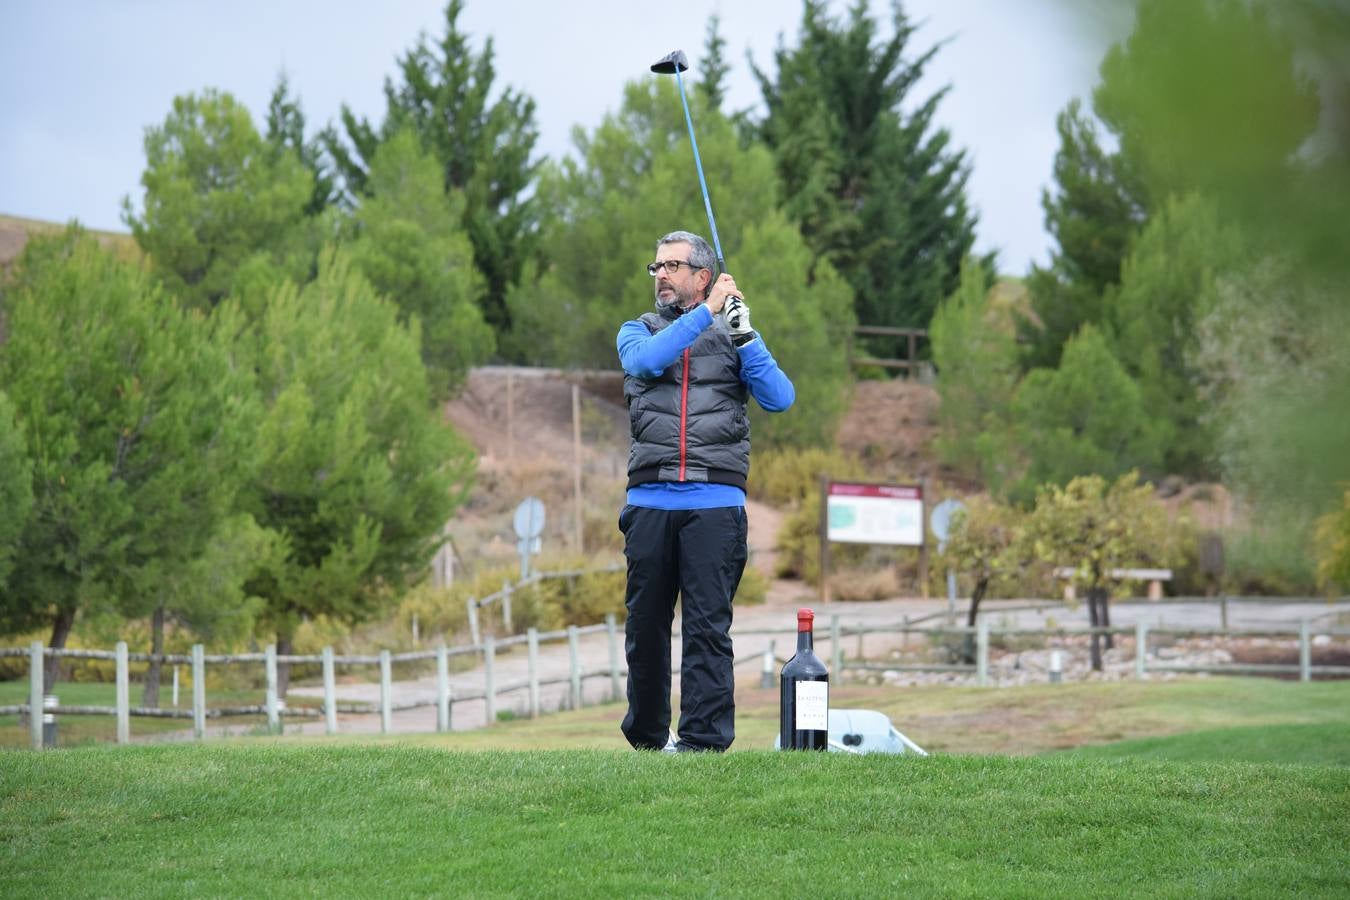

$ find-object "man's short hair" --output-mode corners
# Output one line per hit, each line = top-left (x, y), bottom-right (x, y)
(656, 231), (717, 297)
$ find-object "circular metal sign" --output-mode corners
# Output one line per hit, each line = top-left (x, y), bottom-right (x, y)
(513, 496), (546, 540)
(930, 498), (966, 543)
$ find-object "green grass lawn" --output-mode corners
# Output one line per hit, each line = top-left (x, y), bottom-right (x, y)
(1059, 722), (1350, 767)
(3, 745), (1347, 897)
(350, 676), (1350, 758)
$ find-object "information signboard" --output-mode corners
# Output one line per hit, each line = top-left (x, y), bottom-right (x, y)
(826, 482), (924, 547)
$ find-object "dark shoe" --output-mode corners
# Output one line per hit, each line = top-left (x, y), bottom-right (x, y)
(674, 741), (723, 753)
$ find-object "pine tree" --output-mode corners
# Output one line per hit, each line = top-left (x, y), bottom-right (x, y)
(323, 0), (540, 332)
(236, 250), (475, 694)
(0, 229), (260, 685)
(698, 16), (731, 113)
(0, 391), (32, 593)
(343, 129), (494, 398)
(1010, 325), (1164, 502)
(1021, 99), (1148, 370)
(753, 0), (983, 334)
(124, 89), (315, 310)
(265, 73), (340, 216)
(929, 262), (1020, 493)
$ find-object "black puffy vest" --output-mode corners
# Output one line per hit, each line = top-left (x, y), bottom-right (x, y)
(624, 307), (750, 489)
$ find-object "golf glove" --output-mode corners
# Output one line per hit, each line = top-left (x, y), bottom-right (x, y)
(725, 297), (754, 346)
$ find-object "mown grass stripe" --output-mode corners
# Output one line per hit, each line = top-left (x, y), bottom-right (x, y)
(3, 746), (1347, 897)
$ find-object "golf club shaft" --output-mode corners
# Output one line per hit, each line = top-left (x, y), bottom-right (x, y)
(673, 67), (725, 274)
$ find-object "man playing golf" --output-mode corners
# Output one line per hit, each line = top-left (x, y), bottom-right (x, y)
(616, 230), (795, 752)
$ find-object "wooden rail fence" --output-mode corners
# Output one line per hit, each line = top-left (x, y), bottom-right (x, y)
(6, 614), (1346, 750)
(848, 325), (929, 375)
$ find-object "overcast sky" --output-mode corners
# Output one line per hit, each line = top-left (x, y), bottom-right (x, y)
(0, 1), (1133, 274)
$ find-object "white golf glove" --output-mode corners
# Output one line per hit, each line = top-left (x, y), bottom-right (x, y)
(725, 297), (754, 345)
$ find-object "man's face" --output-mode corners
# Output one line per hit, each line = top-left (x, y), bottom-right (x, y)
(653, 242), (708, 310)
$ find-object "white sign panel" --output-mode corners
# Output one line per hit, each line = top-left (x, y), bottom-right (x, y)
(826, 482), (924, 547)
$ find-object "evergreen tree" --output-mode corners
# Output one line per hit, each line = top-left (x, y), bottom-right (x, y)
(1107, 193), (1242, 478)
(1086, 0), (1322, 483)
(124, 89), (316, 310)
(265, 72), (340, 216)
(698, 15), (731, 113)
(324, 0), (540, 332)
(0, 229), (259, 685)
(1021, 99), (1148, 369)
(1010, 325), (1163, 502)
(343, 129), (494, 398)
(0, 391), (33, 592)
(929, 262), (1020, 494)
(236, 250), (475, 693)
(753, 0), (984, 334)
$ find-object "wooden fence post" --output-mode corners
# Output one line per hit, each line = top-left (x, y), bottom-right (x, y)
(527, 628), (540, 718)
(467, 598), (481, 648)
(567, 625), (582, 711)
(115, 641), (130, 745)
(192, 644), (206, 740)
(322, 647), (338, 735)
(29, 641), (43, 751)
(264, 644), (279, 734)
(606, 613), (622, 702)
(380, 650), (392, 734)
(1135, 621), (1148, 680)
(818, 475), (831, 604)
(976, 620), (989, 687)
(831, 615), (842, 676)
(436, 644), (450, 732)
(1299, 620), (1311, 683)
(484, 636), (496, 725)
(502, 580), (514, 635)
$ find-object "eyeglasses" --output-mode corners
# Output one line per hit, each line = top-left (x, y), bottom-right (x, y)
(646, 259), (703, 277)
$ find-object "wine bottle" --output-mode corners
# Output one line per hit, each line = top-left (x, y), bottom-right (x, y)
(780, 607), (829, 751)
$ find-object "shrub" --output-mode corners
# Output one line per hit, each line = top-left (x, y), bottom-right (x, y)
(827, 567), (900, 603)
(398, 557), (627, 642)
(735, 564), (769, 607)
(1226, 522), (1318, 596)
(749, 447), (866, 508)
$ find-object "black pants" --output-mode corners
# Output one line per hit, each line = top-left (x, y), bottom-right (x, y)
(619, 504), (748, 751)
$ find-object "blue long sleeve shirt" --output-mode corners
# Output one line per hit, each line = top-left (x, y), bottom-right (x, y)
(617, 304), (795, 509)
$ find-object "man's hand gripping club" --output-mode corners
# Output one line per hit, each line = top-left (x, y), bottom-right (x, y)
(706, 272), (753, 345)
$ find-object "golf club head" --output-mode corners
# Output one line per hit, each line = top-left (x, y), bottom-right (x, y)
(650, 50), (689, 74)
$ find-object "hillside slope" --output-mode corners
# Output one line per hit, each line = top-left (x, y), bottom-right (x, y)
(0, 214), (138, 270)
(441, 366), (940, 585)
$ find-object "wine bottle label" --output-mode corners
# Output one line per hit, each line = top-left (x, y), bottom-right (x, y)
(794, 681), (828, 731)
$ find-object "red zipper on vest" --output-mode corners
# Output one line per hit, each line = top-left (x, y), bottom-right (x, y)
(678, 348), (690, 480)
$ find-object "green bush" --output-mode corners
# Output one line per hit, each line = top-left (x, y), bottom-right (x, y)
(398, 557), (626, 641)
(775, 489), (867, 585)
(1163, 516), (1207, 597)
(749, 448), (866, 508)
(1225, 524), (1318, 596)
(735, 564), (769, 607)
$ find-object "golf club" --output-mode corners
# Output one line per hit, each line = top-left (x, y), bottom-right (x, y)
(651, 49), (725, 275)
